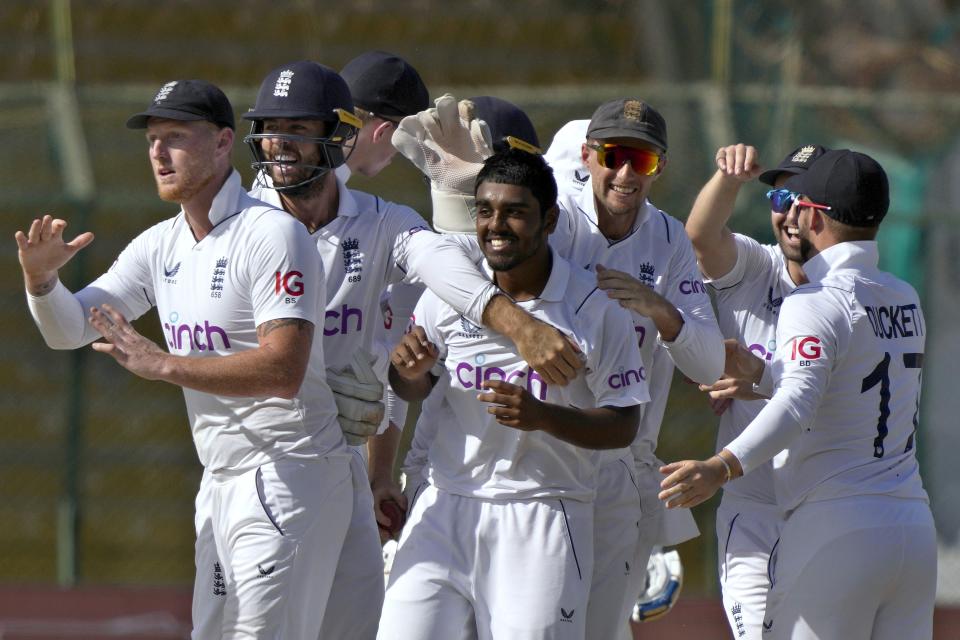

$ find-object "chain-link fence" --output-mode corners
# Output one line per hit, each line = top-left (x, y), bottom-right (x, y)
(1, 0), (958, 601)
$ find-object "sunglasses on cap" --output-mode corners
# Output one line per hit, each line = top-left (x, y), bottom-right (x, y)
(587, 143), (661, 176)
(766, 189), (832, 214)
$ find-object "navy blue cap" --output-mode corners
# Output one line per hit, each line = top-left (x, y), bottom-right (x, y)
(340, 51), (429, 118)
(784, 149), (889, 227)
(759, 144), (830, 186)
(244, 61), (353, 121)
(469, 96), (541, 153)
(126, 79), (235, 130)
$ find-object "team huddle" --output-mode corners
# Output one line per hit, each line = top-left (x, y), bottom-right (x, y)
(14, 50), (936, 640)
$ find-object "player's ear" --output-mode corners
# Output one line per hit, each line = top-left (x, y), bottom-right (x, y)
(216, 126), (234, 156)
(372, 119), (394, 143)
(543, 204), (559, 235)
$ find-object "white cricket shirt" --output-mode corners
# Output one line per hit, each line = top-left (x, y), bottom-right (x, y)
(414, 253), (649, 501)
(30, 171), (345, 473)
(250, 177), (496, 371)
(706, 234), (799, 505)
(726, 241), (929, 513)
(551, 187), (725, 464)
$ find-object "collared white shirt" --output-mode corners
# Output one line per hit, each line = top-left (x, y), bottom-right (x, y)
(706, 234), (799, 505)
(34, 171), (346, 473)
(727, 241), (929, 512)
(250, 175), (495, 371)
(551, 186), (724, 464)
(414, 253), (649, 501)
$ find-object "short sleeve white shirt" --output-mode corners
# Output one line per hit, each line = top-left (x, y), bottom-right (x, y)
(551, 188), (720, 464)
(86, 171), (344, 472)
(413, 254), (649, 501)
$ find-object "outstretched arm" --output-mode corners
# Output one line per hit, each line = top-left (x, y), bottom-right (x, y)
(685, 144), (763, 280)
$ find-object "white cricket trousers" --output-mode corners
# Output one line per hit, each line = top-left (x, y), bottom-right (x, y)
(192, 453), (378, 639)
(585, 456), (643, 640)
(378, 485), (593, 640)
(319, 449), (386, 640)
(208, 455), (352, 639)
(715, 495), (781, 639)
(764, 495), (936, 640)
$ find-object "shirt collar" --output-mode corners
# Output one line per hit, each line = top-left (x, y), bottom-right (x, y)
(206, 170), (244, 226)
(803, 241), (879, 282)
(334, 173), (360, 218)
(481, 249), (570, 303)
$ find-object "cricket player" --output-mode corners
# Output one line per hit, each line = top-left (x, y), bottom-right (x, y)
(685, 142), (828, 637)
(536, 102), (724, 638)
(392, 99), (722, 638)
(660, 149), (936, 639)
(395, 95), (545, 514)
(16, 80), (352, 639)
(378, 148), (649, 640)
(242, 61), (584, 640)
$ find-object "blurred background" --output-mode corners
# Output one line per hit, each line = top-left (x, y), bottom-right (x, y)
(1, 0), (958, 637)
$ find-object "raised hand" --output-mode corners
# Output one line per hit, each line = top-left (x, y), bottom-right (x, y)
(15, 215), (94, 295)
(714, 144), (764, 182)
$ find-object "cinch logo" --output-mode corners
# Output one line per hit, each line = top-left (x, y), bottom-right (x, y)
(275, 270), (304, 298)
(747, 340), (777, 361)
(324, 305), (363, 336)
(163, 319), (231, 352)
(454, 362), (547, 400)
(790, 336), (822, 361)
(679, 279), (706, 295)
(608, 367), (646, 389)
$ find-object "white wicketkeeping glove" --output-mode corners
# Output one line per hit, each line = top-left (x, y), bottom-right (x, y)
(327, 349), (385, 446)
(392, 94), (494, 234)
(632, 547), (684, 623)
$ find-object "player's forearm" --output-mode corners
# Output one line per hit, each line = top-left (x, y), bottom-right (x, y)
(645, 294), (685, 343)
(388, 365), (435, 402)
(724, 397), (802, 474)
(685, 171), (740, 280)
(27, 279), (98, 349)
(538, 404), (641, 450)
(405, 233), (494, 327)
(661, 310), (725, 385)
(159, 342), (310, 399)
(367, 424), (403, 486)
(23, 269), (59, 297)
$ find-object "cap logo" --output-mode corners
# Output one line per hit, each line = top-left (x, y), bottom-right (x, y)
(273, 70), (294, 98)
(154, 81), (177, 104)
(791, 145), (816, 163)
(623, 100), (645, 122)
